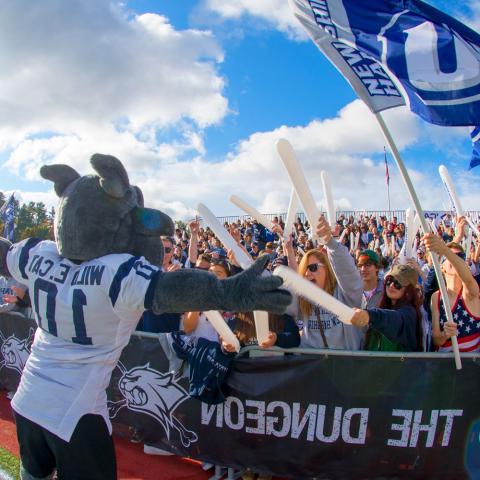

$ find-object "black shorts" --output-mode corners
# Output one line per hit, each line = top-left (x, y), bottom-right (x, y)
(14, 412), (116, 480)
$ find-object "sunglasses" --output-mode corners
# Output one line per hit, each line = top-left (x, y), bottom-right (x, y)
(164, 247), (172, 254)
(385, 276), (404, 290)
(441, 251), (466, 262)
(358, 261), (374, 268)
(307, 263), (325, 273)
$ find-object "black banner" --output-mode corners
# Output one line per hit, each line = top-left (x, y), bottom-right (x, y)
(1, 313), (479, 479)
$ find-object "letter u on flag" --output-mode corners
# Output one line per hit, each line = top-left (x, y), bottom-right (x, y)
(289, 0), (480, 127)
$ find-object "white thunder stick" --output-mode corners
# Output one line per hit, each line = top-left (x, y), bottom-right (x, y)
(398, 242), (408, 265)
(465, 216), (480, 238)
(349, 232), (354, 253)
(198, 203), (269, 345)
(354, 231), (360, 250)
(253, 311), (270, 345)
(276, 139), (321, 240)
(466, 228), (473, 261)
(320, 170), (336, 229)
(438, 165), (480, 236)
(439, 165), (464, 217)
(273, 266), (354, 325)
(197, 203), (252, 270)
(284, 188), (299, 241)
(230, 195), (275, 231)
(204, 311), (240, 353)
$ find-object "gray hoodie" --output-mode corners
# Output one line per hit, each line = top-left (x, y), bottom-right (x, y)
(299, 238), (364, 350)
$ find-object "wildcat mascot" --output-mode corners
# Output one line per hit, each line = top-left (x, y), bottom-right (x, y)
(0, 154), (291, 480)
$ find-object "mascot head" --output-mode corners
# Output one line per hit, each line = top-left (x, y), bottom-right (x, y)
(40, 154), (174, 266)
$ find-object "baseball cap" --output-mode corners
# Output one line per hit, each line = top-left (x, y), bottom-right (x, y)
(358, 249), (380, 266)
(388, 264), (418, 287)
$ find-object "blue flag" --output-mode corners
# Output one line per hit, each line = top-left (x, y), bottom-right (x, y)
(470, 127), (480, 170)
(0, 195), (15, 242)
(289, 0), (480, 127)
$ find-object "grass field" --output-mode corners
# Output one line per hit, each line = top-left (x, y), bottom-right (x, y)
(0, 447), (19, 480)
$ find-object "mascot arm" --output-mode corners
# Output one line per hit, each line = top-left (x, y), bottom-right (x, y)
(151, 255), (292, 314)
(0, 238), (12, 277)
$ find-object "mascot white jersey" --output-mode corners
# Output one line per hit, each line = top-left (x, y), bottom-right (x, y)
(7, 238), (159, 441)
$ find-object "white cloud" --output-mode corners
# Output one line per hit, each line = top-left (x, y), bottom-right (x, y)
(0, 0), (227, 179)
(9, 97), (477, 221)
(202, 0), (305, 39)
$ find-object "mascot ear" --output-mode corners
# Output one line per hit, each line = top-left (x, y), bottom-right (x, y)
(134, 186), (144, 207)
(40, 165), (81, 196)
(133, 207), (174, 237)
(90, 153), (130, 199)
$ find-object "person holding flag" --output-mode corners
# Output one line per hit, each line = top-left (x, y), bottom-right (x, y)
(288, 0), (480, 368)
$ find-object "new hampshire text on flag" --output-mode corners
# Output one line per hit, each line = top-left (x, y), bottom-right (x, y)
(289, 0), (480, 127)
(0, 195), (15, 242)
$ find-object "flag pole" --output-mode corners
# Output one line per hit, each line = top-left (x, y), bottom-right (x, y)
(384, 147), (391, 214)
(375, 112), (462, 370)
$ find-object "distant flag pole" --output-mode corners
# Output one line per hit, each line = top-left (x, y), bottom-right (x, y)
(384, 147), (391, 214)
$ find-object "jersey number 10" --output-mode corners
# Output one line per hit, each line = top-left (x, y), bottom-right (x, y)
(33, 278), (92, 345)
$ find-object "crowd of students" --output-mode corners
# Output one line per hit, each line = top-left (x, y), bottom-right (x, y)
(137, 211), (480, 358)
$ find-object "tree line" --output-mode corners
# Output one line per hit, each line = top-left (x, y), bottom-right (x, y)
(0, 192), (55, 242)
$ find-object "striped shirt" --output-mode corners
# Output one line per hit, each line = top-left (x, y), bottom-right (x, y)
(437, 289), (480, 353)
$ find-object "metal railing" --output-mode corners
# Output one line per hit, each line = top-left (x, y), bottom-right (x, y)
(215, 210), (480, 226)
(132, 332), (480, 363)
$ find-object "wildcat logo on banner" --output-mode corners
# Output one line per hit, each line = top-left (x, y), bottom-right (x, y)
(290, 0), (480, 128)
(108, 362), (198, 447)
(0, 328), (34, 375)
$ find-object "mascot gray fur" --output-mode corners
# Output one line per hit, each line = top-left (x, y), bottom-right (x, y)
(0, 154), (291, 480)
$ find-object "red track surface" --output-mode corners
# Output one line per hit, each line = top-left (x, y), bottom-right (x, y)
(0, 390), (211, 480)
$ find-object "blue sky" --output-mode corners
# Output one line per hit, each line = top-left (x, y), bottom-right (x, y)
(0, 0), (479, 219)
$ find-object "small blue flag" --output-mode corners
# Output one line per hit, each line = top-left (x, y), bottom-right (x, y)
(470, 127), (480, 170)
(0, 195), (15, 242)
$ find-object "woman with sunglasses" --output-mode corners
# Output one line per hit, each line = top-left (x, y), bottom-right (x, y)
(423, 234), (480, 352)
(297, 216), (364, 350)
(351, 264), (423, 351)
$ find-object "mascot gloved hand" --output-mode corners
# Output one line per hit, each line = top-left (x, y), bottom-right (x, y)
(0, 153), (291, 480)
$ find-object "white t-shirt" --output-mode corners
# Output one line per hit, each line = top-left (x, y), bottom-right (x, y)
(7, 239), (158, 441)
(184, 312), (219, 343)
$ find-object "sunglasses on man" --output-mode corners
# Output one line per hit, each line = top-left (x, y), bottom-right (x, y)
(441, 251), (466, 262)
(385, 276), (404, 290)
(307, 263), (325, 273)
(163, 247), (172, 254)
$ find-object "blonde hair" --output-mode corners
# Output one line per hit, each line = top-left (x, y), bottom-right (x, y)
(297, 248), (337, 318)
